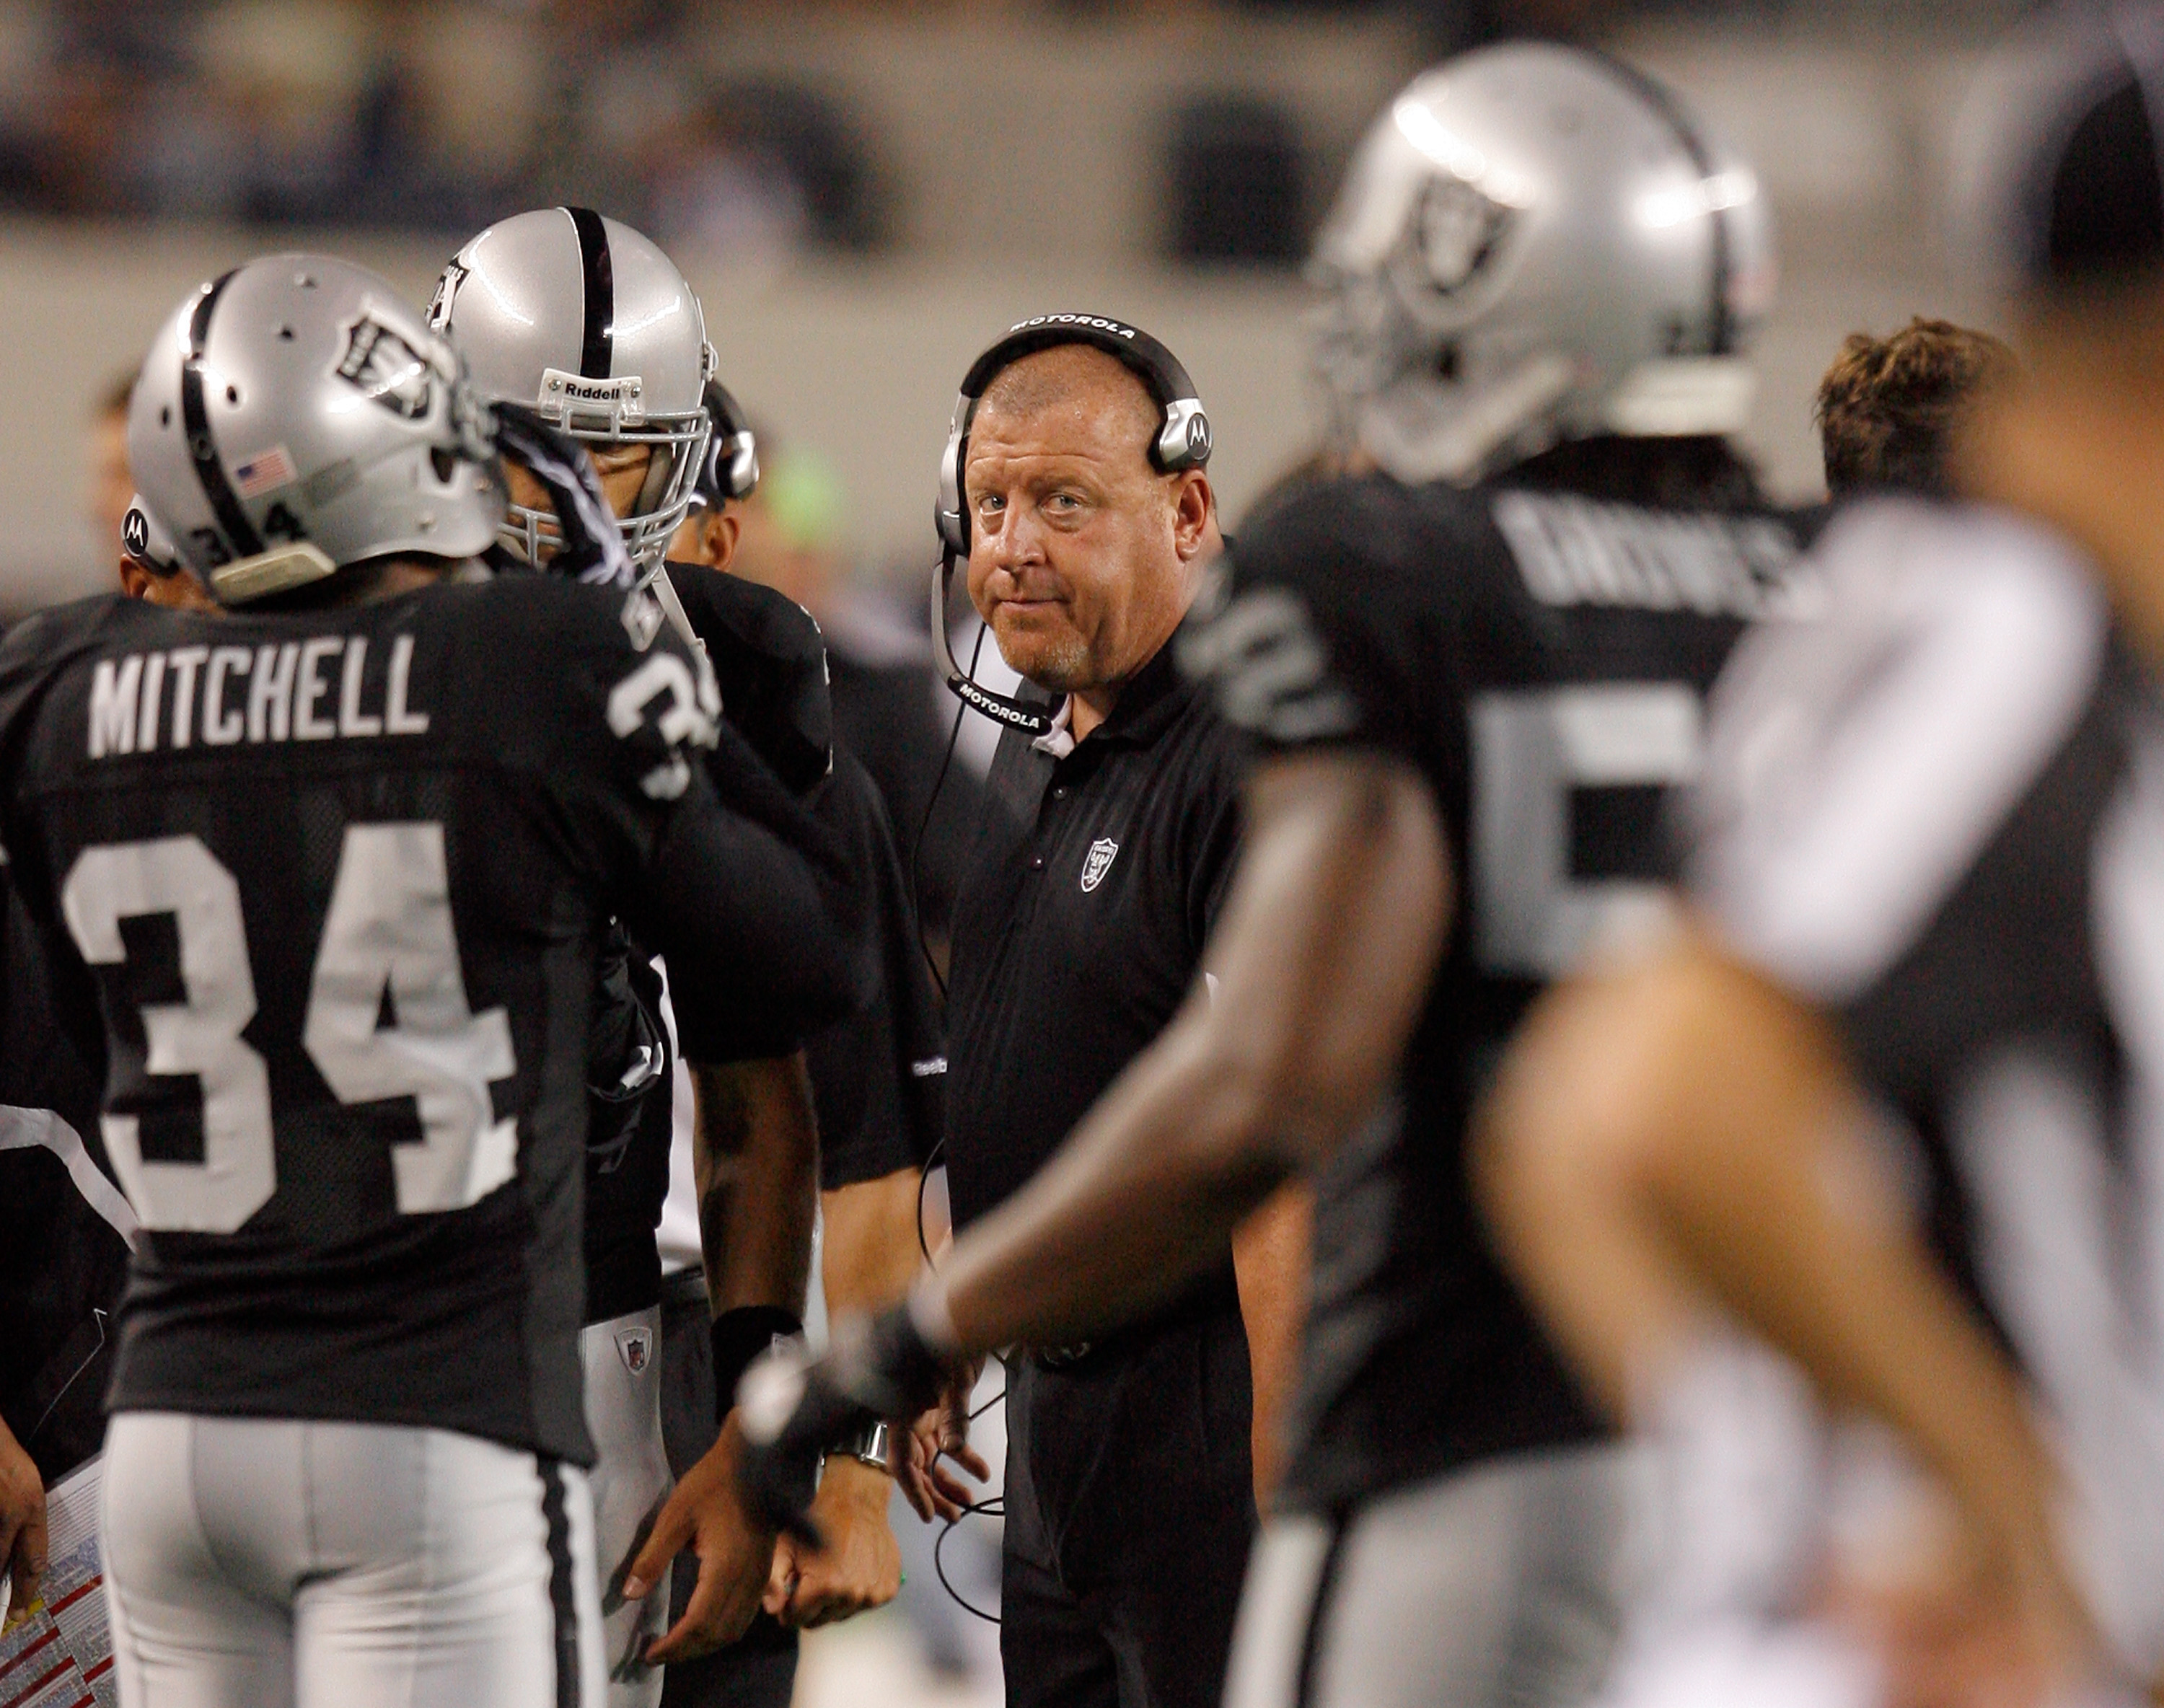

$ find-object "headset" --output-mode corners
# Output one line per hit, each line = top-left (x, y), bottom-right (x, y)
(694, 378), (761, 508)
(928, 313), (1213, 736)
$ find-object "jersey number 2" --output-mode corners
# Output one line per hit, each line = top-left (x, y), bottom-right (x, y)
(61, 826), (518, 1233)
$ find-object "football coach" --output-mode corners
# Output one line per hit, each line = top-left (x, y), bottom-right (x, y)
(920, 316), (1307, 1708)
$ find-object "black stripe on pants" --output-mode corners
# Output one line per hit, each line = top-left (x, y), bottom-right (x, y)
(542, 1458), (581, 1708)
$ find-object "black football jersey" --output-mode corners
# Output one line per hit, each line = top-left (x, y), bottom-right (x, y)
(578, 563), (937, 1319)
(1688, 499), (2164, 1676)
(0, 872), (129, 1483)
(577, 563), (831, 1323)
(1182, 468), (1821, 1510)
(0, 578), (860, 1464)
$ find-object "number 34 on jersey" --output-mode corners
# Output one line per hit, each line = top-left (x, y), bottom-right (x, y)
(63, 824), (516, 1234)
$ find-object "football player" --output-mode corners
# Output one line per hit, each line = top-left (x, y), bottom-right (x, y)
(666, 381), (938, 1648)
(1477, 12), (2164, 1703)
(0, 253), (863, 1708)
(729, 43), (1821, 1708)
(431, 211), (925, 1708)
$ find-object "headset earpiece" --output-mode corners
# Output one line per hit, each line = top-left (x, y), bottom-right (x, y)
(699, 379), (760, 504)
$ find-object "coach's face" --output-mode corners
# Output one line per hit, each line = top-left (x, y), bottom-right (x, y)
(964, 346), (1213, 702)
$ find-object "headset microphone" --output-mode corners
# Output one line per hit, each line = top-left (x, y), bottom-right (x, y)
(928, 555), (1053, 736)
(928, 313), (1211, 738)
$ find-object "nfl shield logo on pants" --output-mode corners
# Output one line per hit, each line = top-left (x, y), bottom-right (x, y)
(615, 1325), (652, 1375)
(1080, 837), (1120, 892)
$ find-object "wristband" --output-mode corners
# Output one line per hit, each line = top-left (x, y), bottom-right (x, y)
(711, 1306), (804, 1425)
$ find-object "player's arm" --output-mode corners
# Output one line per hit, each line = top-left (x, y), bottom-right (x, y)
(1474, 924), (2092, 1690)
(693, 1055), (817, 1324)
(620, 1051), (819, 1662)
(1231, 1181), (1309, 1509)
(933, 751), (1444, 1351)
(762, 1168), (920, 1627)
(0, 1413), (45, 1632)
(728, 751), (1447, 1538)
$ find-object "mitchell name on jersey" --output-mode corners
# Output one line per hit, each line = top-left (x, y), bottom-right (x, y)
(87, 634), (428, 758)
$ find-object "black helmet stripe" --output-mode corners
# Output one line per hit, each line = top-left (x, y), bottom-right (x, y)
(565, 206), (615, 379)
(1589, 53), (1735, 356)
(180, 269), (264, 559)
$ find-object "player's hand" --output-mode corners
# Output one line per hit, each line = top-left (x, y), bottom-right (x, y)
(0, 1419), (46, 1633)
(762, 1458), (901, 1628)
(734, 1304), (959, 1544)
(620, 1417), (773, 1663)
(1824, 1506), (2100, 1708)
(897, 1364), (990, 1525)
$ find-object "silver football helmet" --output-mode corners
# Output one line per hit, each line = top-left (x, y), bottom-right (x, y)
(1313, 43), (1774, 485)
(431, 208), (717, 572)
(129, 254), (501, 605)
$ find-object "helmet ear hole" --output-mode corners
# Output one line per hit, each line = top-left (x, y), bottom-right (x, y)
(431, 447), (458, 485)
(1435, 343), (1461, 382)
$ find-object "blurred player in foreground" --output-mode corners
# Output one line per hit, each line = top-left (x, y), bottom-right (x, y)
(1479, 12), (2164, 1706)
(666, 381), (938, 1650)
(5, 254), (861, 1708)
(732, 42), (1822, 1708)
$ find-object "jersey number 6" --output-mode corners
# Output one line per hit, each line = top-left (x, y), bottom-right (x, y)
(61, 825), (519, 1233)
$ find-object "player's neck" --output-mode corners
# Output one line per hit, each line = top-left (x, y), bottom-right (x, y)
(1959, 376), (2164, 666)
(252, 557), (460, 614)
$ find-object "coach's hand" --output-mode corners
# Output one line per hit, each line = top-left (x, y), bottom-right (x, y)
(899, 1365), (991, 1525)
(621, 1417), (773, 1663)
(0, 1418), (46, 1633)
(734, 1305), (956, 1544)
(764, 1458), (901, 1628)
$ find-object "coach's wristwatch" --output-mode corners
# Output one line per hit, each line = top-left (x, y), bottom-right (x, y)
(826, 1418), (892, 1475)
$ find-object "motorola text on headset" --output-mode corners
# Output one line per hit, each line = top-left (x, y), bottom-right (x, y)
(928, 313), (1213, 737)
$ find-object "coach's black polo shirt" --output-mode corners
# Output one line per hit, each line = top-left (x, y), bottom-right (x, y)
(944, 638), (1245, 1254)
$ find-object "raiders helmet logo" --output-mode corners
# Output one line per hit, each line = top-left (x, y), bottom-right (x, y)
(1080, 837), (1120, 893)
(615, 1325), (653, 1375)
(335, 317), (434, 421)
(1415, 177), (1511, 296)
(121, 506), (151, 560)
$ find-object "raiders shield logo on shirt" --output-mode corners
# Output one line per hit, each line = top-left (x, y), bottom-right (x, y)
(615, 1324), (653, 1375)
(1080, 837), (1120, 892)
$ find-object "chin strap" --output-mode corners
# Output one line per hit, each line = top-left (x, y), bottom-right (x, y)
(928, 551), (1051, 736)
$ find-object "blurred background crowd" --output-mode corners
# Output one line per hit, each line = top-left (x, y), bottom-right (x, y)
(0, 0), (2041, 251)
(0, 0), (2056, 617)
(0, 2), (2062, 1699)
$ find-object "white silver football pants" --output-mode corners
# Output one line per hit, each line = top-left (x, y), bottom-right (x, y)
(579, 1305), (673, 1708)
(1226, 1443), (1653, 1708)
(101, 1412), (605, 1708)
